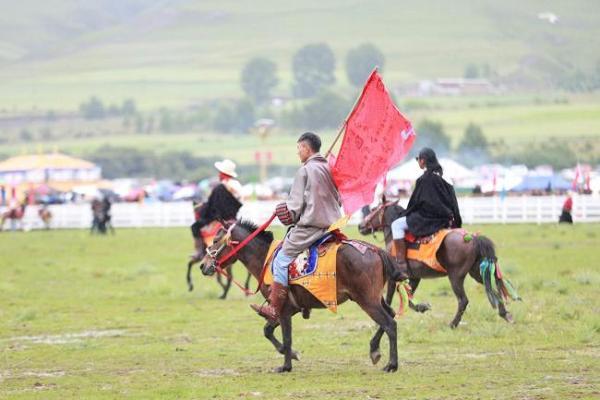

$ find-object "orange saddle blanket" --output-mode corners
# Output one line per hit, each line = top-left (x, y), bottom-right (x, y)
(390, 229), (453, 273)
(263, 240), (341, 312)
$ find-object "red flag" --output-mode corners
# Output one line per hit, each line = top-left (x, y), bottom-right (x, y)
(330, 70), (415, 214)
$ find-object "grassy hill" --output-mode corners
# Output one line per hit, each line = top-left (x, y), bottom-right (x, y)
(0, 0), (599, 110)
(2, 95), (599, 169)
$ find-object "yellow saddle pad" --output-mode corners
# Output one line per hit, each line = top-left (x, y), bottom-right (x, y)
(263, 240), (341, 312)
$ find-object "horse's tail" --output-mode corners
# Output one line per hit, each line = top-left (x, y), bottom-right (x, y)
(377, 248), (398, 283)
(472, 235), (521, 309)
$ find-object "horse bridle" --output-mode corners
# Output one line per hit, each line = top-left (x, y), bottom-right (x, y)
(362, 201), (398, 234)
(204, 222), (239, 264)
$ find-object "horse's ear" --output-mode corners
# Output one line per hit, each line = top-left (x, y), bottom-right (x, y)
(382, 194), (387, 203)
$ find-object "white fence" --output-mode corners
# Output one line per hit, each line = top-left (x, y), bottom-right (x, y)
(2, 195), (600, 231)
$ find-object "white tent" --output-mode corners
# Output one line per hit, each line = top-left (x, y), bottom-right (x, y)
(387, 157), (476, 185)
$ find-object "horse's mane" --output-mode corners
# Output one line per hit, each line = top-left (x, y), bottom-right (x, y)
(384, 203), (405, 223)
(236, 219), (274, 244)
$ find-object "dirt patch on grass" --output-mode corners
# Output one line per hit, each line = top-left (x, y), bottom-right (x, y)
(1, 329), (128, 345)
(0, 370), (65, 379)
(194, 368), (240, 377)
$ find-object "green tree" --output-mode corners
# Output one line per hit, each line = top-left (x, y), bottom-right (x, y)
(345, 43), (385, 87)
(282, 91), (349, 130)
(464, 63), (480, 79)
(135, 114), (145, 134)
(234, 99), (255, 133)
(159, 108), (174, 133)
(121, 98), (137, 116)
(79, 96), (106, 119)
(458, 123), (488, 152)
(413, 119), (451, 156)
(213, 104), (235, 133)
(457, 123), (489, 165)
(241, 57), (278, 104)
(19, 129), (33, 142)
(292, 43), (336, 98)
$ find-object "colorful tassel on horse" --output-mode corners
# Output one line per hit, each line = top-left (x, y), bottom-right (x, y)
(480, 258), (499, 308)
(396, 281), (412, 316)
(481, 258), (521, 308)
(495, 262), (521, 301)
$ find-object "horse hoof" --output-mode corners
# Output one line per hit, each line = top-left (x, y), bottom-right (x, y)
(273, 365), (292, 373)
(291, 351), (300, 361)
(449, 321), (459, 329)
(502, 313), (514, 324)
(415, 303), (431, 313)
(370, 350), (381, 365)
(382, 363), (398, 373)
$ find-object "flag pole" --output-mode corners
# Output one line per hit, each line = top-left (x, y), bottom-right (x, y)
(324, 67), (379, 158)
(324, 122), (347, 158)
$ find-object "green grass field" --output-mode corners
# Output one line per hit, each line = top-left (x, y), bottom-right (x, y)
(1, 224), (598, 399)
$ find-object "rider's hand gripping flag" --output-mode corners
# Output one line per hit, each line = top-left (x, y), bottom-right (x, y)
(328, 69), (416, 217)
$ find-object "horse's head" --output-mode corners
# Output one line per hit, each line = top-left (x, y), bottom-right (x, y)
(358, 201), (405, 236)
(199, 220), (240, 276)
(358, 203), (388, 235)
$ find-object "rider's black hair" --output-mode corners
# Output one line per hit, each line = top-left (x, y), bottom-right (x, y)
(297, 132), (321, 153)
(418, 147), (443, 175)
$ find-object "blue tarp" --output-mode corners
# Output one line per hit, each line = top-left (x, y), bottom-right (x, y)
(511, 175), (572, 192)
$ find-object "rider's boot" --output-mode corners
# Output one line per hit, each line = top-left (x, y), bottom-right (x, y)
(250, 282), (288, 323)
(190, 237), (204, 260)
(391, 239), (410, 281)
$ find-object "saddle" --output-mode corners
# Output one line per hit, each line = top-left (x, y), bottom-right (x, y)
(263, 230), (347, 312)
(404, 229), (453, 273)
(271, 230), (346, 280)
(404, 231), (438, 250)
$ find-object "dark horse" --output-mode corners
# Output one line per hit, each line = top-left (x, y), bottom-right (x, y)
(186, 230), (252, 299)
(200, 220), (400, 373)
(1, 202), (27, 231)
(359, 201), (520, 329)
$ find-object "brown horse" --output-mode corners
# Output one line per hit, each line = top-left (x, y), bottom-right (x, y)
(38, 206), (52, 230)
(200, 220), (400, 373)
(0, 203), (27, 231)
(186, 234), (252, 299)
(359, 201), (520, 329)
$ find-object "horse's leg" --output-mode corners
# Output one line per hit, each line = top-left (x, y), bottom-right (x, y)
(217, 267), (233, 300)
(275, 312), (294, 373)
(263, 321), (300, 361)
(244, 271), (252, 292)
(369, 298), (396, 365)
(448, 273), (469, 329)
(468, 265), (513, 323)
(186, 259), (196, 291)
(407, 278), (431, 313)
(359, 299), (398, 372)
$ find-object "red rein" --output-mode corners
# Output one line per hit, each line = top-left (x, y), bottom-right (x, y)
(214, 213), (276, 295)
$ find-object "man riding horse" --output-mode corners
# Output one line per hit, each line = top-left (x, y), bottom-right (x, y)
(250, 132), (408, 323)
(190, 159), (244, 261)
(390, 147), (462, 272)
